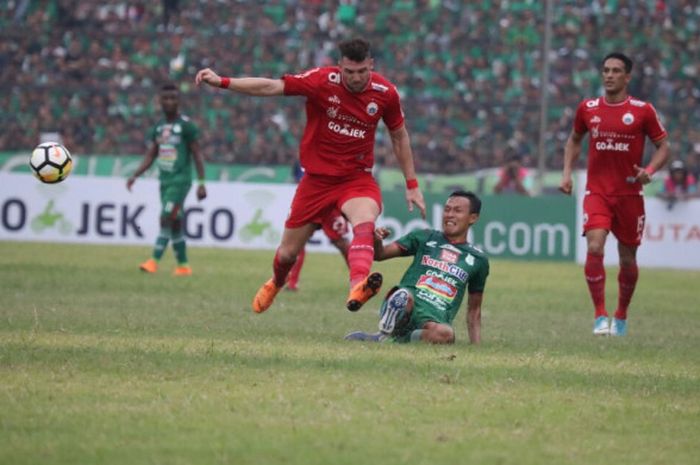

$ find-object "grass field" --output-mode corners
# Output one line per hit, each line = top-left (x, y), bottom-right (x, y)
(1, 241), (698, 465)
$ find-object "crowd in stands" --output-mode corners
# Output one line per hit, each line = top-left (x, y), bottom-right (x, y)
(1, 0), (700, 177)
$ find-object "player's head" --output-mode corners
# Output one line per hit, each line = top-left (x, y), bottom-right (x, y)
(443, 190), (481, 240)
(338, 38), (373, 93)
(601, 52), (633, 96)
(160, 82), (179, 116)
(669, 160), (688, 183)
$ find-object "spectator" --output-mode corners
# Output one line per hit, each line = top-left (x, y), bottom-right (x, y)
(0, 1), (698, 177)
(657, 160), (699, 210)
(494, 153), (531, 195)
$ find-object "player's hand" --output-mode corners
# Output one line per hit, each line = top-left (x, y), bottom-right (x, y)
(196, 185), (207, 201)
(126, 176), (135, 192)
(375, 227), (391, 241)
(406, 187), (426, 219)
(195, 68), (221, 87)
(558, 175), (573, 195)
(632, 164), (653, 185)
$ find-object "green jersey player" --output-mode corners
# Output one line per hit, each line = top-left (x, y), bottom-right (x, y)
(127, 83), (207, 276)
(346, 191), (489, 344)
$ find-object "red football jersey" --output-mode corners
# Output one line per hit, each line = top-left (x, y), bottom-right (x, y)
(573, 96), (667, 195)
(282, 67), (405, 176)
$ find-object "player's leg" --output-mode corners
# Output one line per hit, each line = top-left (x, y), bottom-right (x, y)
(169, 184), (192, 275)
(286, 246), (306, 291)
(610, 196), (644, 336)
(345, 286), (411, 342)
(414, 322), (455, 344)
(585, 228), (610, 334)
(612, 243), (638, 336)
(341, 196), (383, 311)
(140, 186), (173, 273)
(582, 194), (613, 335)
(252, 223), (317, 313)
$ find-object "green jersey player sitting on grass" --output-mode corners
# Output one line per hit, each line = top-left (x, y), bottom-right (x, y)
(345, 191), (489, 344)
(127, 83), (207, 276)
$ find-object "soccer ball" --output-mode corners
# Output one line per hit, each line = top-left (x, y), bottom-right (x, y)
(30, 142), (73, 183)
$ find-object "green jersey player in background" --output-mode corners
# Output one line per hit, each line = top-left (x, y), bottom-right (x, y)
(127, 83), (207, 276)
(346, 191), (489, 344)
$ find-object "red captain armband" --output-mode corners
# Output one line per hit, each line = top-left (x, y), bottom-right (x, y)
(406, 178), (419, 189)
(644, 166), (656, 177)
(219, 77), (231, 89)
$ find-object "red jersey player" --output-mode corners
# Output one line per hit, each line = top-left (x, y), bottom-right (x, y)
(559, 52), (669, 337)
(195, 38), (426, 313)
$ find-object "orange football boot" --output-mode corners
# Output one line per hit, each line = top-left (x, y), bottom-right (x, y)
(173, 265), (192, 276)
(252, 278), (282, 313)
(139, 258), (158, 273)
(346, 272), (383, 312)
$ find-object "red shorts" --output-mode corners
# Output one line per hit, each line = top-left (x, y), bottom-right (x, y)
(286, 172), (382, 229)
(583, 193), (645, 246)
(321, 208), (349, 242)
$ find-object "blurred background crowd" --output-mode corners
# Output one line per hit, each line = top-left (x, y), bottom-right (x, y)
(1, 0), (699, 179)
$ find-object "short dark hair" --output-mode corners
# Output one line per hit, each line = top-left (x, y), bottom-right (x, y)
(161, 82), (178, 93)
(602, 52), (633, 73)
(338, 38), (371, 62)
(449, 190), (482, 215)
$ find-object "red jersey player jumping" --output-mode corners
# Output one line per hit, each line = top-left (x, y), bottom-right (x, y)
(559, 52), (669, 337)
(195, 38), (426, 313)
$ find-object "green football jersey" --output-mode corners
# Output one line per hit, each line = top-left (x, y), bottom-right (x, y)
(395, 229), (490, 325)
(149, 114), (199, 184)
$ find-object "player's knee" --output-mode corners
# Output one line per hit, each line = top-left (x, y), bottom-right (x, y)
(587, 242), (605, 255)
(275, 247), (298, 265)
(424, 323), (455, 344)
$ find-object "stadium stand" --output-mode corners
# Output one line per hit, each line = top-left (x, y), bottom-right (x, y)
(1, 1), (699, 175)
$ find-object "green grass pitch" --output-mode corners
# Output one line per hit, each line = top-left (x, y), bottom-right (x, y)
(1, 242), (698, 465)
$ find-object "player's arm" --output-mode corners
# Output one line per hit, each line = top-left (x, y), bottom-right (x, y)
(195, 68), (284, 96)
(632, 137), (669, 185)
(126, 142), (158, 191)
(373, 227), (407, 261)
(389, 125), (426, 219)
(466, 292), (483, 345)
(559, 130), (585, 195)
(190, 139), (207, 201)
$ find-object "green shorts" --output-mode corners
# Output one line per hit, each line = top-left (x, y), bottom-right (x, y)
(383, 287), (452, 343)
(159, 182), (191, 219)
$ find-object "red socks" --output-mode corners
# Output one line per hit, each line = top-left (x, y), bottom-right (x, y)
(584, 253), (607, 318)
(272, 250), (295, 288)
(286, 248), (306, 289)
(615, 262), (638, 320)
(348, 222), (375, 287)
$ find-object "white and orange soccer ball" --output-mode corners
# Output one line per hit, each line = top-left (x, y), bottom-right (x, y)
(30, 142), (73, 183)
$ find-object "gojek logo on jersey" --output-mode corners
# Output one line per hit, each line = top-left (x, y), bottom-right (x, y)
(327, 121), (366, 139)
(595, 139), (630, 152)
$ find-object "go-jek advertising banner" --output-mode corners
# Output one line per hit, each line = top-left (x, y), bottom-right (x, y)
(381, 191), (577, 261)
(0, 173), (298, 249)
(2, 173), (577, 260)
(574, 172), (700, 270)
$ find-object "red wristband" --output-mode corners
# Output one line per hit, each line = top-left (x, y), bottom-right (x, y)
(219, 77), (231, 89)
(644, 166), (656, 176)
(406, 178), (419, 189)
